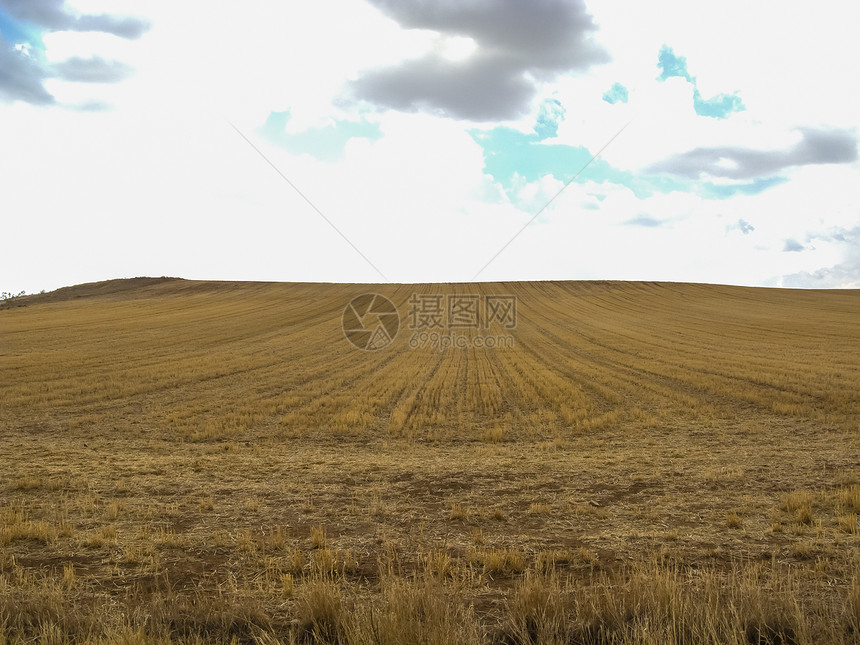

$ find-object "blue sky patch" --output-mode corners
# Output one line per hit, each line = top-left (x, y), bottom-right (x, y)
(657, 45), (744, 119)
(693, 89), (745, 118)
(261, 111), (382, 162)
(535, 98), (564, 138)
(0, 8), (44, 50)
(602, 82), (629, 104)
(657, 46), (693, 82)
(472, 95), (778, 207)
(471, 100), (690, 205)
(700, 176), (788, 199)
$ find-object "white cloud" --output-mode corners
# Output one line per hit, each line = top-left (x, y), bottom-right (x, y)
(1, 0), (859, 293)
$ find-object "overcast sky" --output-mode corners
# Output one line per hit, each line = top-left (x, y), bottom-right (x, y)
(2, 0), (859, 293)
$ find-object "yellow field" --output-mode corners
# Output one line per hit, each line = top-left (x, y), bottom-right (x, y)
(1, 278), (859, 644)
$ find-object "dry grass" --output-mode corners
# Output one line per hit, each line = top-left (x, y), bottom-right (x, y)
(783, 490), (815, 525)
(1, 278), (859, 643)
(726, 511), (743, 529)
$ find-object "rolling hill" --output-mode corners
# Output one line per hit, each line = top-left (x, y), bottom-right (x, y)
(1, 278), (859, 643)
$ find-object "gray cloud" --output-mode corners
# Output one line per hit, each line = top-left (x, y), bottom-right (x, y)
(352, 0), (608, 120)
(781, 257), (860, 289)
(649, 128), (858, 180)
(0, 0), (150, 39)
(352, 56), (534, 121)
(783, 238), (805, 252)
(780, 231), (860, 288)
(737, 218), (754, 234)
(0, 0), (147, 105)
(809, 225), (860, 245)
(727, 218), (755, 235)
(0, 38), (54, 104)
(781, 262), (860, 288)
(52, 56), (133, 83)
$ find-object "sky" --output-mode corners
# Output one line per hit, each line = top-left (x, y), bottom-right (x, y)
(1, 0), (859, 294)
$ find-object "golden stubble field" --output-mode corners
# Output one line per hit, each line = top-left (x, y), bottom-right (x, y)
(1, 277), (859, 644)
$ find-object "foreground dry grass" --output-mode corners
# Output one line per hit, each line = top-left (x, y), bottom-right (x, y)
(1, 278), (859, 643)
